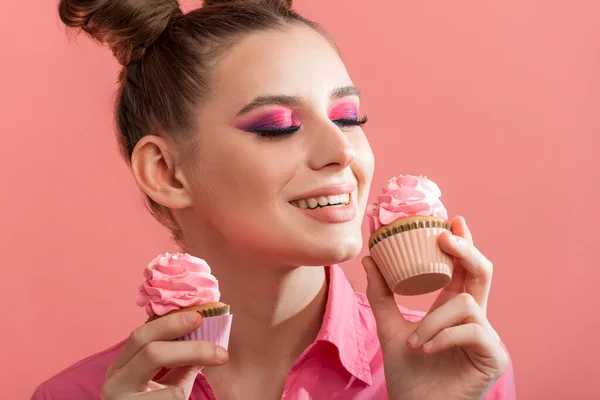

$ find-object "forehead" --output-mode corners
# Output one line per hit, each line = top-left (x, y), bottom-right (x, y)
(212, 25), (353, 111)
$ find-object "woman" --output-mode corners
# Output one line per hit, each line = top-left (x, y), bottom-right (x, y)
(33, 0), (515, 399)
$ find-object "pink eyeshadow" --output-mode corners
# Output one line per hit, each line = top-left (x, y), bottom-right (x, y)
(328, 102), (358, 121)
(236, 107), (299, 131)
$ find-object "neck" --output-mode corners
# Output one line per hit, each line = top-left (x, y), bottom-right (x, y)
(185, 243), (329, 369)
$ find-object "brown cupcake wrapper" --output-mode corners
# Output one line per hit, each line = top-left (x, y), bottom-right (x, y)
(196, 303), (230, 317)
(148, 302), (231, 322)
(368, 216), (451, 249)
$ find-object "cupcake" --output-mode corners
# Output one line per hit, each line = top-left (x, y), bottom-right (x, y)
(366, 175), (454, 296)
(136, 252), (232, 348)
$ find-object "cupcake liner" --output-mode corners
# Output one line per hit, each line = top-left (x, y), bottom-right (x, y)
(369, 216), (451, 249)
(370, 227), (453, 296)
(177, 314), (233, 349)
(193, 302), (230, 318)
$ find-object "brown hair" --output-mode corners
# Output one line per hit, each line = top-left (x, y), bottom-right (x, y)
(58, 0), (330, 244)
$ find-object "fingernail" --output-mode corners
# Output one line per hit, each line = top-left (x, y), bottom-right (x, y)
(215, 346), (228, 361)
(185, 312), (199, 325)
(408, 332), (419, 347)
(451, 235), (465, 249)
(362, 259), (370, 276)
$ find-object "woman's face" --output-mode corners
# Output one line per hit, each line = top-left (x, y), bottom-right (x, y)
(181, 25), (374, 267)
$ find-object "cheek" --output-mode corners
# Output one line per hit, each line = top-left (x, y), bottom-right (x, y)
(189, 143), (305, 256)
(193, 139), (297, 209)
(351, 132), (375, 183)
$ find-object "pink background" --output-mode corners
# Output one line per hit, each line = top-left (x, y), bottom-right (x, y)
(1, 0), (598, 398)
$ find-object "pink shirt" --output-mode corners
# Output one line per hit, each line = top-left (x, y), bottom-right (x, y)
(32, 265), (516, 399)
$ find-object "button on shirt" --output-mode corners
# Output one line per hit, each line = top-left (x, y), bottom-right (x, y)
(32, 265), (516, 399)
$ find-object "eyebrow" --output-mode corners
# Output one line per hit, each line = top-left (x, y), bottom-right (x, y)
(236, 85), (361, 116)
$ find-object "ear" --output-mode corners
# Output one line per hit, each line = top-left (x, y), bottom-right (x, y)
(131, 135), (194, 210)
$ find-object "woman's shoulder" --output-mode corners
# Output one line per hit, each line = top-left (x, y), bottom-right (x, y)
(31, 340), (125, 400)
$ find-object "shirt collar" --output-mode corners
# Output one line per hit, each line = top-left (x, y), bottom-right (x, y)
(316, 264), (372, 386)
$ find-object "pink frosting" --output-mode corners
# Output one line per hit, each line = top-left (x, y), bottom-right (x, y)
(366, 175), (448, 233)
(136, 252), (220, 318)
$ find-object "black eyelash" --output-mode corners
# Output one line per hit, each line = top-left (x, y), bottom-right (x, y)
(252, 125), (301, 138)
(252, 115), (368, 138)
(333, 115), (369, 128)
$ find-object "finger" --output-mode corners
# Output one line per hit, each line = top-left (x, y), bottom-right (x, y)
(429, 216), (471, 312)
(428, 250), (466, 312)
(128, 386), (185, 400)
(363, 256), (409, 343)
(408, 293), (494, 349)
(100, 381), (174, 400)
(106, 312), (203, 380)
(421, 323), (507, 371)
(107, 340), (228, 394)
(452, 215), (473, 245)
(146, 380), (168, 391)
(158, 366), (203, 397)
(438, 233), (493, 312)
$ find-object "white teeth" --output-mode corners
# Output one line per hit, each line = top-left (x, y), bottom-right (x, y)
(290, 193), (351, 209)
(307, 198), (319, 208)
(297, 199), (308, 209)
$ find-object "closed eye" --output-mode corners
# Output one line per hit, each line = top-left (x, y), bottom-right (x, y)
(332, 115), (368, 128)
(252, 125), (301, 138)
(253, 115), (368, 138)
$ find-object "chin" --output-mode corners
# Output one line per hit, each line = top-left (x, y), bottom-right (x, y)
(303, 233), (363, 266)
(229, 219), (365, 267)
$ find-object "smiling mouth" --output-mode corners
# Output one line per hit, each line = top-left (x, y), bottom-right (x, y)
(289, 193), (351, 210)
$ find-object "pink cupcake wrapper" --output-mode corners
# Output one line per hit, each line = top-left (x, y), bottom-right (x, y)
(177, 314), (233, 349)
(370, 227), (453, 294)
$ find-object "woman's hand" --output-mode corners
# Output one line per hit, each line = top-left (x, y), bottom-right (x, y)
(364, 216), (509, 400)
(101, 312), (229, 400)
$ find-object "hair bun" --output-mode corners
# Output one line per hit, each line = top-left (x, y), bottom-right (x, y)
(203, 0), (292, 10)
(58, 0), (182, 66)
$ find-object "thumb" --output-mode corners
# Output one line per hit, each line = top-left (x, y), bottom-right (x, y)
(158, 366), (203, 398)
(363, 256), (408, 336)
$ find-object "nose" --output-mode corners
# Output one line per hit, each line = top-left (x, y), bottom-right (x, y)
(308, 120), (357, 171)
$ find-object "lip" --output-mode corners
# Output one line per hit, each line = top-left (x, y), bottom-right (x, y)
(288, 182), (357, 202)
